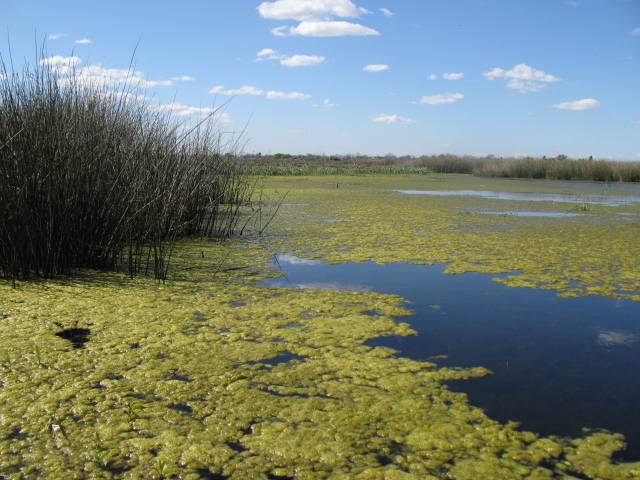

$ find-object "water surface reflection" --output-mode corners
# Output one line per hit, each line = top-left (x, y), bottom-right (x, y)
(262, 255), (640, 461)
(396, 189), (640, 206)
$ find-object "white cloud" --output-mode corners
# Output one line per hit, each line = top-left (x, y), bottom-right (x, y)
(257, 48), (279, 58)
(413, 92), (464, 105)
(39, 55), (81, 67)
(443, 72), (464, 80)
(273, 20), (379, 36)
(363, 64), (389, 72)
(631, 120), (640, 124)
(255, 49), (325, 66)
(170, 76), (196, 81)
(380, 8), (394, 16)
(210, 85), (265, 95)
(373, 113), (417, 125)
(62, 65), (173, 88)
(39, 56), (181, 89)
(259, 1), (377, 37)
(266, 90), (311, 100)
(258, 0), (369, 21)
(552, 98), (601, 110)
(315, 99), (337, 107)
(632, 27), (640, 36)
(566, 1), (578, 6)
(48, 33), (65, 40)
(210, 85), (310, 100)
(428, 74), (437, 80)
(483, 63), (560, 93)
(280, 54), (326, 67)
(74, 38), (92, 44)
(152, 102), (232, 121)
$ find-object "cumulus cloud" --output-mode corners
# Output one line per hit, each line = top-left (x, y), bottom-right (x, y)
(152, 102), (232, 121)
(256, 48), (280, 59)
(74, 38), (92, 44)
(210, 85), (310, 100)
(258, 0), (369, 21)
(413, 92), (464, 105)
(259, 0), (378, 37)
(39, 55), (81, 67)
(255, 49), (325, 66)
(373, 113), (417, 125)
(48, 33), (65, 40)
(280, 54), (326, 66)
(273, 20), (378, 36)
(38, 55), (185, 89)
(380, 8), (394, 16)
(552, 98), (600, 110)
(428, 74), (437, 80)
(631, 27), (640, 36)
(483, 63), (560, 93)
(210, 85), (265, 95)
(266, 90), (311, 100)
(170, 76), (196, 81)
(317, 99), (337, 107)
(443, 72), (463, 80)
(363, 64), (389, 72)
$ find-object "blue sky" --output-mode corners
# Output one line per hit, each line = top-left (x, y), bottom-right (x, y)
(2, 0), (639, 159)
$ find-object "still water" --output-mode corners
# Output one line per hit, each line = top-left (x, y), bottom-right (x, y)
(396, 189), (640, 206)
(262, 255), (640, 461)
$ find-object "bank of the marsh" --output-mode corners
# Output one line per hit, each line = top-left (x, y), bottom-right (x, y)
(1, 175), (639, 479)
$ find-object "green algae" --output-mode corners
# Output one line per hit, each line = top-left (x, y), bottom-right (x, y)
(1, 176), (639, 479)
(263, 175), (640, 301)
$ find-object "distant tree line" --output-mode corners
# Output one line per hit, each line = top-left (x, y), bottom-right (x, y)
(245, 153), (640, 182)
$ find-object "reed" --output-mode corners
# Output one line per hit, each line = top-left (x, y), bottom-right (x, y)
(247, 153), (640, 183)
(0, 51), (251, 283)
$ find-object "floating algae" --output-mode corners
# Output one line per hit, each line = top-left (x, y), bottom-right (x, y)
(262, 175), (640, 301)
(1, 176), (639, 479)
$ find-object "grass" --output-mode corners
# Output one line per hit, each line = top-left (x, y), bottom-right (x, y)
(0, 49), (253, 283)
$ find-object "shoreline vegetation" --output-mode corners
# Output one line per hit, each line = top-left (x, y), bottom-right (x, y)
(245, 153), (640, 183)
(0, 53), (254, 284)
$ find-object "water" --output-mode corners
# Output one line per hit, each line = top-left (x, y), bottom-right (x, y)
(396, 189), (640, 206)
(262, 256), (640, 461)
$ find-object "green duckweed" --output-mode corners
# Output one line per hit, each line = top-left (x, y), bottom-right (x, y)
(1, 175), (639, 479)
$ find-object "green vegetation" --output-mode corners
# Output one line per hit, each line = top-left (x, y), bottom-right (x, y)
(246, 153), (640, 182)
(1, 176), (639, 478)
(0, 53), (253, 283)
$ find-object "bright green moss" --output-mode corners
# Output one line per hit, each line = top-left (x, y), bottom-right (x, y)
(1, 175), (639, 479)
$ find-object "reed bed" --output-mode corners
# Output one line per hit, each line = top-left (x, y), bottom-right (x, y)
(247, 153), (640, 182)
(0, 54), (252, 283)
(247, 162), (432, 176)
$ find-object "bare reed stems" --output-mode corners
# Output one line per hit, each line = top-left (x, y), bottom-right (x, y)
(0, 52), (251, 283)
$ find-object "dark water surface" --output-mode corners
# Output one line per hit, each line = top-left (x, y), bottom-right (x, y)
(261, 255), (640, 461)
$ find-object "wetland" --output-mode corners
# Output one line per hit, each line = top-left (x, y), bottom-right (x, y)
(1, 174), (640, 479)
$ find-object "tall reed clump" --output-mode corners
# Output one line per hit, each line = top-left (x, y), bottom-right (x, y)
(0, 54), (251, 284)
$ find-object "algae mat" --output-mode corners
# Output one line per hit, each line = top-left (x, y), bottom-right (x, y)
(263, 175), (640, 301)
(0, 175), (639, 479)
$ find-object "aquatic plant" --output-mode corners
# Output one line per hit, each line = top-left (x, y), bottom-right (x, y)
(1, 177), (640, 478)
(0, 237), (638, 479)
(0, 48), (252, 283)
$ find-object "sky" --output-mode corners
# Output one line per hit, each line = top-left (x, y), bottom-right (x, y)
(2, 0), (639, 159)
